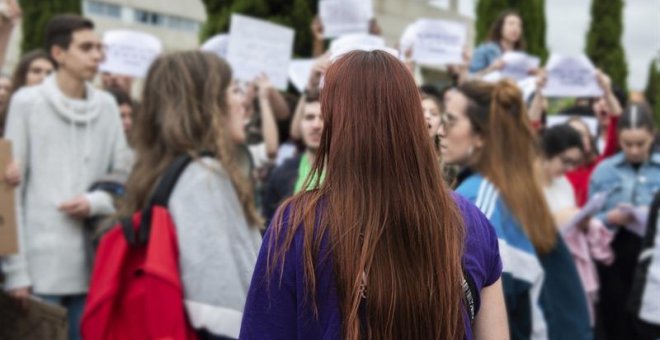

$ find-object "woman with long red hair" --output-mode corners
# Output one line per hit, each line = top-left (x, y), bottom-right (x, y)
(240, 50), (507, 339)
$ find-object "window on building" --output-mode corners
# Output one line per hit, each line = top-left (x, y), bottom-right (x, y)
(85, 1), (121, 18)
(134, 9), (164, 26)
(166, 16), (200, 32)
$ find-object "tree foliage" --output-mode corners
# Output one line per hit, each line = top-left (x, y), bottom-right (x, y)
(19, 0), (81, 55)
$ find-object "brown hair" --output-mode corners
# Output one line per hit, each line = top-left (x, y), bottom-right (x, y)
(10, 50), (55, 90)
(121, 51), (261, 226)
(487, 10), (526, 51)
(269, 51), (466, 339)
(456, 79), (556, 254)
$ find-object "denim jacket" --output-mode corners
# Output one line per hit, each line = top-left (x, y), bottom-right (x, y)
(589, 152), (660, 228)
(469, 42), (502, 73)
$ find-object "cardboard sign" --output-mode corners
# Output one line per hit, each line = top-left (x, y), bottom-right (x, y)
(99, 30), (163, 78)
(0, 139), (17, 256)
(288, 59), (315, 93)
(542, 54), (604, 98)
(412, 19), (467, 65)
(319, 0), (372, 39)
(501, 52), (541, 81)
(226, 14), (295, 90)
(201, 34), (229, 60)
(0, 292), (68, 340)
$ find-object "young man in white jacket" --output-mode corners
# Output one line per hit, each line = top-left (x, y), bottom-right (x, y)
(1, 14), (129, 340)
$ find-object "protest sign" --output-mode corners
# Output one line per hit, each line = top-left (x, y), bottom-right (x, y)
(0, 292), (68, 340)
(542, 54), (603, 97)
(329, 33), (396, 60)
(412, 19), (467, 65)
(226, 14), (294, 90)
(289, 59), (315, 93)
(0, 139), (17, 256)
(99, 30), (162, 78)
(201, 34), (229, 59)
(501, 52), (540, 81)
(547, 115), (599, 137)
(319, 0), (372, 38)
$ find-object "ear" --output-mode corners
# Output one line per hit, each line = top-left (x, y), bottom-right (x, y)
(50, 45), (66, 66)
(472, 133), (485, 149)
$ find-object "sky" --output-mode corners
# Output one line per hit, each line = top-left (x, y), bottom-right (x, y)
(545, 0), (660, 91)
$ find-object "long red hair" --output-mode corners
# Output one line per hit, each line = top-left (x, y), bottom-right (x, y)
(268, 51), (466, 339)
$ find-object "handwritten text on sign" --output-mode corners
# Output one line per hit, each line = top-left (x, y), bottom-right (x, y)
(412, 19), (467, 65)
(227, 15), (294, 90)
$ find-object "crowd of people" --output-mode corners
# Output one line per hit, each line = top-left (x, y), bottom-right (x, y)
(0, 3), (659, 340)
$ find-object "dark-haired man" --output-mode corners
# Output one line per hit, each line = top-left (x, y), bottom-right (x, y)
(2, 14), (128, 340)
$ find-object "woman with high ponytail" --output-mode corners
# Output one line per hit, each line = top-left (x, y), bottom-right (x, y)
(440, 79), (592, 339)
(240, 50), (508, 339)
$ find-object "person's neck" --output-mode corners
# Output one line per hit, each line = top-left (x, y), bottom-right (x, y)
(500, 39), (515, 52)
(56, 70), (87, 99)
(305, 149), (316, 164)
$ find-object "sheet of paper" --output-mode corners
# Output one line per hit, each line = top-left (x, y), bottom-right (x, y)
(201, 33), (229, 59)
(501, 52), (541, 81)
(99, 30), (163, 78)
(542, 54), (604, 98)
(546, 115), (599, 137)
(412, 19), (467, 65)
(329, 33), (397, 60)
(288, 59), (315, 93)
(319, 0), (372, 38)
(619, 205), (650, 237)
(226, 14), (295, 90)
(561, 191), (608, 235)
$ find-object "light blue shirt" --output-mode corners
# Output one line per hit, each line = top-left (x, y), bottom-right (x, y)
(589, 152), (660, 228)
(469, 42), (502, 73)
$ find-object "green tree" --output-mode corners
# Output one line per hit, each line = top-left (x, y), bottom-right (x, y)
(475, 0), (548, 60)
(200, 0), (316, 57)
(644, 56), (660, 126)
(585, 0), (628, 91)
(19, 0), (81, 55)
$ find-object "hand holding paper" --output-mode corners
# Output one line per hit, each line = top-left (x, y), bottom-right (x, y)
(616, 204), (649, 237)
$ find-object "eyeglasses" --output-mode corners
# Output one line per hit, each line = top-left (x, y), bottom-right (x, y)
(560, 156), (582, 168)
(440, 113), (459, 130)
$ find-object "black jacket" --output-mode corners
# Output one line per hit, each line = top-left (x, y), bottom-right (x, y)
(261, 155), (302, 228)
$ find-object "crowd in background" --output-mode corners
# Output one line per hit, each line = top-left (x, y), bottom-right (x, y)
(0, 2), (659, 340)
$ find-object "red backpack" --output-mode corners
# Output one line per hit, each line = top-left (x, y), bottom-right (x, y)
(81, 155), (200, 340)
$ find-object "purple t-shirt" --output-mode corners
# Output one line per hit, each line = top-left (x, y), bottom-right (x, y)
(240, 194), (502, 339)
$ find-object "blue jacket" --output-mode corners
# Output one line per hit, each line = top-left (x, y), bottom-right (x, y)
(589, 152), (660, 228)
(457, 172), (592, 340)
(469, 42), (502, 73)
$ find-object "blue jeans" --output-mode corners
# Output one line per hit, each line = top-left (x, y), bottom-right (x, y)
(36, 293), (86, 340)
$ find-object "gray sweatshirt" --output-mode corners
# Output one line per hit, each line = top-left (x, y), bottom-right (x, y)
(169, 157), (262, 338)
(2, 74), (130, 295)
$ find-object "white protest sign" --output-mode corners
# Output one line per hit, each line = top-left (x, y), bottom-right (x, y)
(412, 19), (467, 65)
(399, 22), (418, 54)
(501, 52), (540, 81)
(560, 191), (608, 235)
(227, 14), (294, 90)
(329, 33), (396, 60)
(319, 0), (373, 39)
(99, 30), (162, 78)
(201, 34), (229, 59)
(547, 115), (599, 136)
(542, 54), (604, 98)
(289, 59), (315, 93)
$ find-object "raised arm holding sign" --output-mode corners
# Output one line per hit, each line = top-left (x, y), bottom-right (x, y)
(542, 54), (604, 98)
(227, 14), (294, 90)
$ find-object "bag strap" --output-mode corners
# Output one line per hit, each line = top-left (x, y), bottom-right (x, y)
(125, 151), (214, 246)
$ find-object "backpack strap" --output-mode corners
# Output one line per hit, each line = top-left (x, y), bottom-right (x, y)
(124, 151), (214, 246)
(462, 268), (478, 323)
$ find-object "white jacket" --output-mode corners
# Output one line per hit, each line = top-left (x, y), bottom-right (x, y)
(2, 74), (130, 295)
